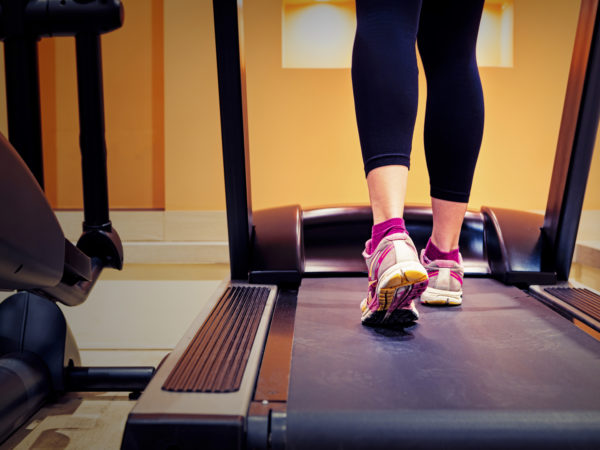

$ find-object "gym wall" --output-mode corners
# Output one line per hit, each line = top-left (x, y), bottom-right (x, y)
(0, 0), (598, 213)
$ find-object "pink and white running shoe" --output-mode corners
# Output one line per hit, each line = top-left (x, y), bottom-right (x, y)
(419, 251), (464, 306)
(360, 233), (428, 326)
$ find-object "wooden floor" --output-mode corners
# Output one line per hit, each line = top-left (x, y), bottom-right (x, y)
(2, 393), (135, 450)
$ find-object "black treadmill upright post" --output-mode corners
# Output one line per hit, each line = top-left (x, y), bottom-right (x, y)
(213, 0), (253, 281)
(75, 32), (111, 229)
(1, 0), (45, 188)
(543, 0), (600, 281)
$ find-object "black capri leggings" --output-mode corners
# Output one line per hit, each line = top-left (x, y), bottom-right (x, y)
(352, 0), (485, 203)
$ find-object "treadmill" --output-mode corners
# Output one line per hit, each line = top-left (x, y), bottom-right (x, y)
(122, 0), (600, 448)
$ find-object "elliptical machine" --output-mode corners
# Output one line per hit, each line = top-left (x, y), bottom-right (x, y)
(0, 0), (153, 444)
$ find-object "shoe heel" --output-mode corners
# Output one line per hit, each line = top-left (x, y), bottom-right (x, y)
(378, 264), (428, 294)
(404, 269), (428, 283)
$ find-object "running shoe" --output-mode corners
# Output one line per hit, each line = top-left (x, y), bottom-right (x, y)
(360, 233), (428, 326)
(419, 251), (464, 306)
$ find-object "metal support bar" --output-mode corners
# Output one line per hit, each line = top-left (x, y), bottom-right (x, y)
(544, 0), (600, 280)
(66, 366), (155, 392)
(75, 32), (110, 229)
(213, 0), (253, 281)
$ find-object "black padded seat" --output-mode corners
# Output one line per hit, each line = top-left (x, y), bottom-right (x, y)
(0, 352), (52, 444)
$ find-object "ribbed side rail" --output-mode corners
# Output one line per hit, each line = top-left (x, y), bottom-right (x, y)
(545, 287), (600, 321)
(162, 286), (270, 393)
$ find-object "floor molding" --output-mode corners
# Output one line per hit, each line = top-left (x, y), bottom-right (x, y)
(123, 241), (229, 264)
(56, 210), (229, 264)
(55, 210), (228, 242)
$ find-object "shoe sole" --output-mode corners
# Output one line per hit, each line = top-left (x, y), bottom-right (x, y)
(362, 299), (420, 327)
(420, 287), (462, 306)
(362, 263), (428, 326)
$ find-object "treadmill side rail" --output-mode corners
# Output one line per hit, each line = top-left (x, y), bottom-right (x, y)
(530, 283), (600, 333)
(247, 288), (299, 449)
(163, 286), (271, 393)
(121, 281), (278, 450)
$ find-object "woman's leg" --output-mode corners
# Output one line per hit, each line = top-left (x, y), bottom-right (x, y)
(352, 0), (428, 325)
(367, 165), (408, 224)
(352, 0), (422, 227)
(417, 0), (485, 305)
(431, 198), (468, 252)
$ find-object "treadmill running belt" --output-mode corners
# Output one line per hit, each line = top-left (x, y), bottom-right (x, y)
(162, 286), (269, 393)
(285, 278), (600, 449)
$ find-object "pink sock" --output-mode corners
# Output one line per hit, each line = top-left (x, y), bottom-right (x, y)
(369, 217), (407, 252)
(424, 238), (460, 263)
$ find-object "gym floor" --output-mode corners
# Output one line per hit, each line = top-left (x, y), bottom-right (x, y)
(0, 264), (229, 450)
(1, 258), (599, 449)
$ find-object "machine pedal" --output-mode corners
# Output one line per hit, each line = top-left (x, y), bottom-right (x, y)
(162, 285), (270, 393)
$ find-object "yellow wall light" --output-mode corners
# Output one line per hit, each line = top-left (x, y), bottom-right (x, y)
(282, 0), (514, 68)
